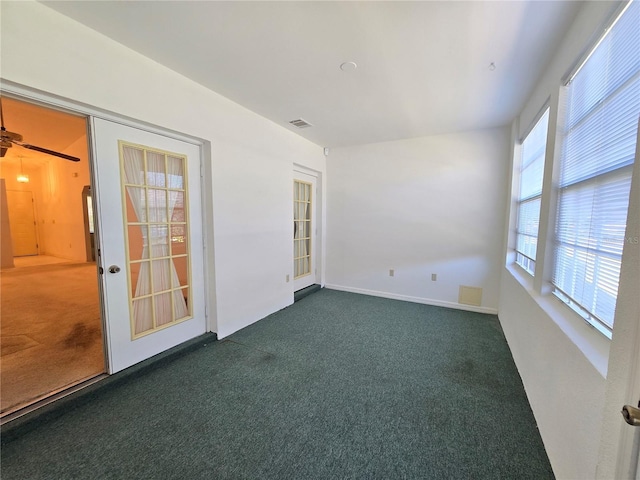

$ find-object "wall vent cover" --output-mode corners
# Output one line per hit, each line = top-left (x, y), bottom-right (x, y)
(458, 286), (483, 307)
(289, 119), (313, 128)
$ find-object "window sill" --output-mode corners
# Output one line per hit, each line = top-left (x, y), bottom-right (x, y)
(505, 263), (610, 378)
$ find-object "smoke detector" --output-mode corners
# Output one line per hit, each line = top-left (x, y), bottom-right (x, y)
(340, 61), (358, 72)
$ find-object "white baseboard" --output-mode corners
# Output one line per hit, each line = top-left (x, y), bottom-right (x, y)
(324, 284), (498, 315)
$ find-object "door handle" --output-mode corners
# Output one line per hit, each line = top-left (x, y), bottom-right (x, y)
(108, 265), (121, 274)
(621, 404), (640, 426)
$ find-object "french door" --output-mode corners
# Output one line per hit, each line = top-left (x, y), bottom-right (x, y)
(293, 170), (317, 291)
(92, 118), (206, 373)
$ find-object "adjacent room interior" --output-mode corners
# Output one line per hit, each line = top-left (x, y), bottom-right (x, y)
(0, 97), (105, 415)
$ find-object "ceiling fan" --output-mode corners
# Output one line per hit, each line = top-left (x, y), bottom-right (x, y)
(0, 97), (80, 162)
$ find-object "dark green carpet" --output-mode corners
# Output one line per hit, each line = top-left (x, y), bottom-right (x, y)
(0, 290), (553, 479)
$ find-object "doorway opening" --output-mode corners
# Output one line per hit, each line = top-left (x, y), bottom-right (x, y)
(0, 96), (106, 417)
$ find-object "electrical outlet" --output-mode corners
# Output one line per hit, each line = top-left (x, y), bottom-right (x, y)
(286, 274), (290, 282)
(389, 269), (395, 277)
(431, 273), (437, 281)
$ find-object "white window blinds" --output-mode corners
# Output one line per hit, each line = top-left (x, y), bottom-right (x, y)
(516, 108), (550, 274)
(553, 0), (640, 333)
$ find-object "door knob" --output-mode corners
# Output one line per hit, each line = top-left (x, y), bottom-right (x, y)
(108, 265), (121, 274)
(621, 405), (640, 426)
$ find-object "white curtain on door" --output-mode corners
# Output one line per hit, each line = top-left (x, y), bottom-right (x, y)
(123, 147), (152, 334)
(123, 147), (188, 335)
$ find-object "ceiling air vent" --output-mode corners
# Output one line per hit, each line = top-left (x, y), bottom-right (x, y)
(289, 118), (313, 129)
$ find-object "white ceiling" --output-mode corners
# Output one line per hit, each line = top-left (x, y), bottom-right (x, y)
(42, 1), (582, 148)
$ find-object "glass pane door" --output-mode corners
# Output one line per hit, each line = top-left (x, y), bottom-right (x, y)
(120, 142), (191, 338)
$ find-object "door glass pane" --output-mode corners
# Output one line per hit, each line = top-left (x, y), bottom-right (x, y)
(132, 297), (153, 334)
(170, 191), (185, 222)
(172, 256), (189, 287)
(120, 141), (192, 338)
(149, 225), (169, 258)
(146, 152), (166, 187)
(152, 258), (171, 293)
(129, 263), (142, 296)
(154, 293), (173, 327)
(171, 226), (187, 255)
(122, 146), (144, 185)
(167, 156), (185, 189)
(128, 225), (148, 261)
(176, 288), (190, 320)
(148, 189), (167, 223)
(125, 187), (147, 222)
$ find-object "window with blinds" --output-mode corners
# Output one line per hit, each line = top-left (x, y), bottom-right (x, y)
(516, 108), (550, 275)
(553, 0), (639, 334)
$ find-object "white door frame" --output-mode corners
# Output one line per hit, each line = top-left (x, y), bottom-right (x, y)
(0, 80), (217, 369)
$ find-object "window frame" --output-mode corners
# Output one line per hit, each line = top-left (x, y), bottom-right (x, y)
(550, 0), (639, 338)
(515, 106), (551, 276)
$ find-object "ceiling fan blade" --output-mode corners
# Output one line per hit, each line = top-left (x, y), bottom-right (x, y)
(1, 147), (7, 158)
(14, 141), (81, 162)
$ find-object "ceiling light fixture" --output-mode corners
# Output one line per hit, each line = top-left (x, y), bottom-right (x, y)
(489, 62), (496, 71)
(340, 61), (358, 72)
(17, 156), (29, 183)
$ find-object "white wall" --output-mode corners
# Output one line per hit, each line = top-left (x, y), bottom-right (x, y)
(499, 272), (608, 480)
(0, 158), (90, 262)
(0, 179), (15, 268)
(34, 135), (91, 262)
(326, 127), (509, 313)
(498, 1), (636, 479)
(0, 1), (325, 338)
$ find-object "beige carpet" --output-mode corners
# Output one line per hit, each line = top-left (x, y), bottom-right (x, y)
(1, 261), (105, 414)
(13, 255), (72, 268)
